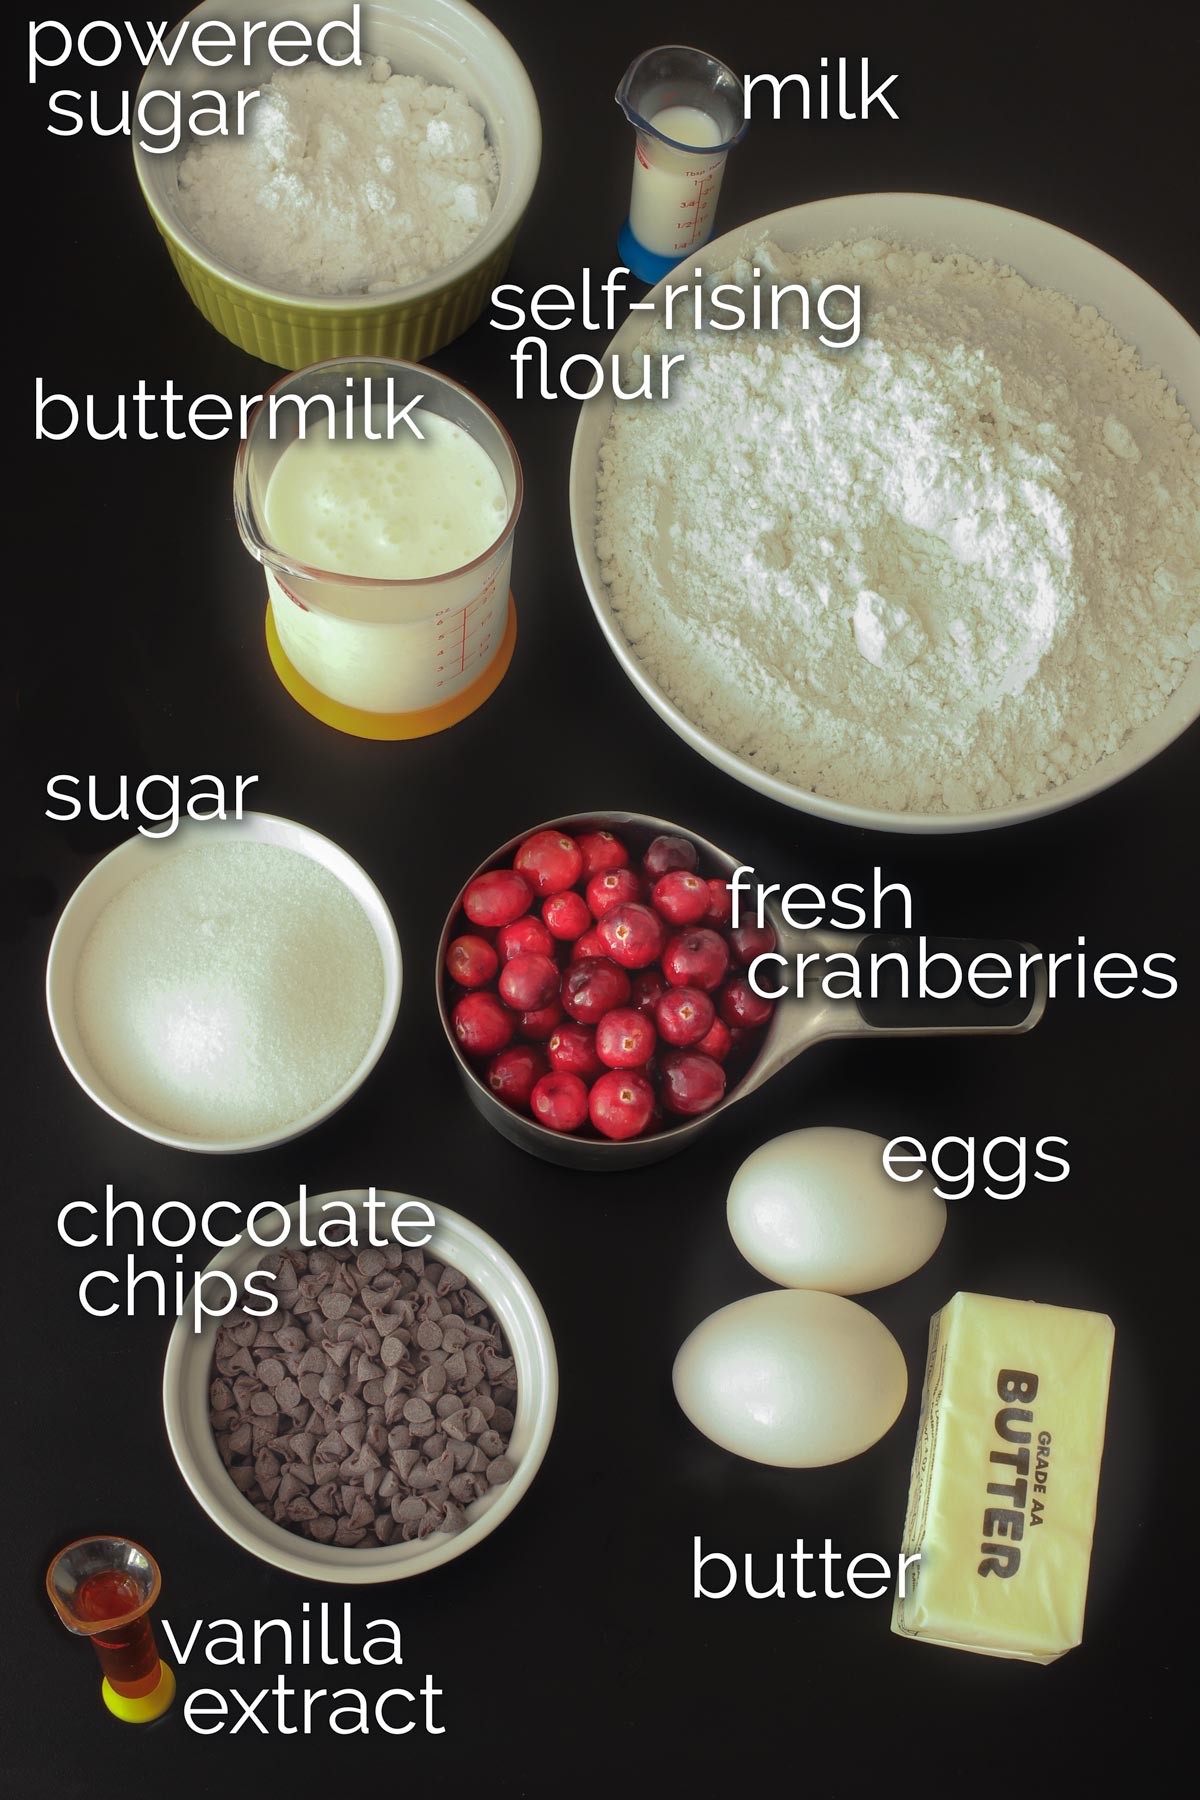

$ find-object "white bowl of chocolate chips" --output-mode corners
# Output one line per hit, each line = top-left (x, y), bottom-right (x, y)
(164, 1191), (557, 1582)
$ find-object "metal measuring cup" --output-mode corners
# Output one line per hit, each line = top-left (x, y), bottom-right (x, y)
(436, 812), (1047, 1171)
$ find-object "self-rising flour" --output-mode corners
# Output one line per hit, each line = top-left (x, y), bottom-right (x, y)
(596, 239), (1200, 812)
(176, 59), (498, 294)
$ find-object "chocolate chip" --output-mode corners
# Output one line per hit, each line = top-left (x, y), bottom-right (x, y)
(211, 1241), (518, 1551)
(276, 1379), (302, 1414)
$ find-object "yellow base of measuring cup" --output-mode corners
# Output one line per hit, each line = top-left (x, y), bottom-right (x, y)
(101, 1660), (176, 1724)
(264, 595), (517, 740)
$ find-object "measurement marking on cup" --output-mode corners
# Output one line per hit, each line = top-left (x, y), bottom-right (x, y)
(435, 582), (500, 685)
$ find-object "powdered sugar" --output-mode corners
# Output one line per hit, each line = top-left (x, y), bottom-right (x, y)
(596, 239), (1200, 813)
(176, 59), (498, 295)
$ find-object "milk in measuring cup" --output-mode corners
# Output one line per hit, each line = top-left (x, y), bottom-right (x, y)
(263, 410), (511, 715)
(264, 413), (507, 581)
(629, 106), (725, 257)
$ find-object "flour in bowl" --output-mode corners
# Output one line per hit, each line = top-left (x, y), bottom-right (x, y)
(176, 59), (498, 295)
(595, 239), (1200, 813)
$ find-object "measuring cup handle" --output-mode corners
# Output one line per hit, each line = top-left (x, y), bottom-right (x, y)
(850, 935), (1047, 1034)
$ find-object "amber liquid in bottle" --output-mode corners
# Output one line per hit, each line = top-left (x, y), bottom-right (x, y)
(75, 1571), (161, 1696)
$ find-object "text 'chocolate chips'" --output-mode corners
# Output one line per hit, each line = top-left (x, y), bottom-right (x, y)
(211, 1245), (517, 1548)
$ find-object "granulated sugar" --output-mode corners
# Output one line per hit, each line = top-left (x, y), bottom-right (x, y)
(596, 239), (1200, 813)
(75, 843), (384, 1140)
(176, 60), (497, 295)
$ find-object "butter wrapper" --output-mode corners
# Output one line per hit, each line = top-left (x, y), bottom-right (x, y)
(892, 1291), (1114, 1664)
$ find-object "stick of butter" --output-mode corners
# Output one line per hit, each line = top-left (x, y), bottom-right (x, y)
(892, 1291), (1114, 1664)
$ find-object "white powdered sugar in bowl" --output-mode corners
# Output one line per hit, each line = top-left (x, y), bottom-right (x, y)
(176, 58), (498, 295)
(595, 239), (1200, 815)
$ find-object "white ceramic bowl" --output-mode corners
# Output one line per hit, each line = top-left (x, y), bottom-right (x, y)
(45, 812), (401, 1154)
(570, 192), (1200, 833)
(163, 1192), (557, 1581)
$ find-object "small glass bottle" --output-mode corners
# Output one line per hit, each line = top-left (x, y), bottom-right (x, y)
(47, 1537), (176, 1723)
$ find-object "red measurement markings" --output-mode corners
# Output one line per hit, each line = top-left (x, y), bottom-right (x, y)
(681, 172), (716, 248)
(435, 581), (499, 688)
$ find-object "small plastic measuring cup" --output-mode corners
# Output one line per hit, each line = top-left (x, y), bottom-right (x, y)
(234, 358), (522, 741)
(46, 1536), (176, 1723)
(616, 45), (747, 284)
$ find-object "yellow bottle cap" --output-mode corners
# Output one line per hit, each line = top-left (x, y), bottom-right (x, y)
(101, 1660), (176, 1724)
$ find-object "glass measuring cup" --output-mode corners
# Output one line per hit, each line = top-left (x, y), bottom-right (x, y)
(234, 358), (522, 740)
(616, 45), (748, 283)
(46, 1536), (176, 1723)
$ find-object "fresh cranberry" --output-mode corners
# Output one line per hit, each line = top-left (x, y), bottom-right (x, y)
(542, 890), (591, 942)
(728, 920), (778, 966)
(695, 1017), (733, 1063)
(453, 991), (515, 1058)
(485, 1044), (547, 1110)
(547, 1021), (603, 1079)
(598, 902), (666, 970)
(496, 915), (555, 962)
(586, 867), (643, 920)
(576, 830), (629, 878)
(589, 1069), (656, 1140)
(659, 1051), (726, 1117)
(445, 934), (499, 989)
(704, 879), (735, 926)
(655, 985), (715, 1048)
(651, 869), (710, 926)
(595, 1007), (656, 1068)
(499, 952), (560, 1012)
(630, 969), (668, 1016)
(661, 927), (730, 991)
(561, 958), (631, 1023)
(519, 999), (564, 1042)
(531, 1071), (590, 1133)
(642, 834), (699, 881)
(718, 977), (775, 1029)
(572, 928), (608, 961)
(462, 868), (532, 929)
(514, 830), (584, 897)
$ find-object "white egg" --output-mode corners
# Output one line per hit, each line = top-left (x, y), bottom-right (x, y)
(672, 1288), (908, 1467)
(727, 1126), (946, 1294)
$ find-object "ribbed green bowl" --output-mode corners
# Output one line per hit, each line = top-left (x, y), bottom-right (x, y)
(133, 0), (540, 370)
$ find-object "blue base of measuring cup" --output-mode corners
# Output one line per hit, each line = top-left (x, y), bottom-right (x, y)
(618, 219), (694, 287)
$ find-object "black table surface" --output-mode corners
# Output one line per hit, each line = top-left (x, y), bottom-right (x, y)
(7, 1), (1195, 1792)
